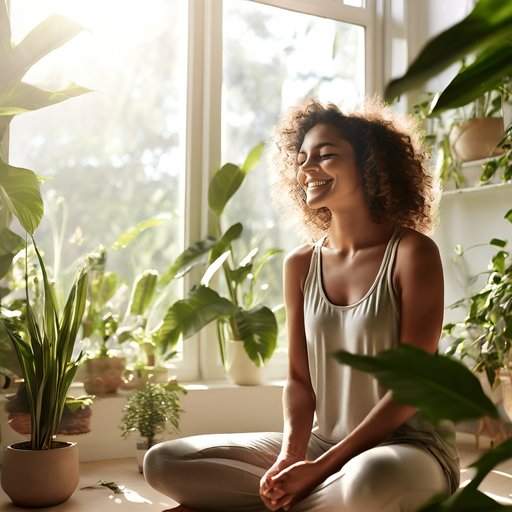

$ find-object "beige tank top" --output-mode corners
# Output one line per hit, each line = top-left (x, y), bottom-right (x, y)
(303, 227), (460, 494)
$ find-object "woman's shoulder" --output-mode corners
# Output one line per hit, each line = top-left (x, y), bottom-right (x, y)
(397, 226), (440, 257)
(284, 239), (321, 294)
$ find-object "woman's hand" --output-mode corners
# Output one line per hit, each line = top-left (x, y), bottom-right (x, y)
(259, 452), (302, 511)
(260, 457), (327, 511)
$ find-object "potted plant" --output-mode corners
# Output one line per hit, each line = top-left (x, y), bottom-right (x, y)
(443, 211), (512, 443)
(80, 246), (126, 395)
(152, 143), (284, 385)
(117, 268), (180, 391)
(0, 236), (88, 507)
(120, 380), (187, 472)
(385, 0), (511, 188)
(447, 87), (505, 164)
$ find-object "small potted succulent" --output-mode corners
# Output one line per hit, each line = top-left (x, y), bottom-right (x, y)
(120, 380), (187, 472)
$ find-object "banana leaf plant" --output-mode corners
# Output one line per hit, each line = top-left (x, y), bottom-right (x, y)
(0, 0), (90, 279)
(153, 143), (284, 369)
(333, 344), (512, 511)
(0, 235), (88, 450)
(443, 210), (512, 388)
(384, 0), (512, 115)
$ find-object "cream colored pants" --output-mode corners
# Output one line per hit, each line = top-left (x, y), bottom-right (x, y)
(143, 431), (450, 512)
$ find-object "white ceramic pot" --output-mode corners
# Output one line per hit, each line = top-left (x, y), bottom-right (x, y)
(1, 441), (79, 507)
(450, 117), (505, 162)
(225, 340), (264, 386)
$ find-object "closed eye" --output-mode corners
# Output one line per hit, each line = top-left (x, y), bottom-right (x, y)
(320, 154), (336, 160)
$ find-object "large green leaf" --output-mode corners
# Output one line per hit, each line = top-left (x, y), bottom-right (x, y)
(153, 285), (236, 357)
(2, 15), (83, 90)
(209, 223), (243, 262)
(159, 236), (217, 287)
(241, 142), (265, 173)
(232, 305), (278, 366)
(128, 270), (158, 316)
(0, 226), (24, 278)
(0, 82), (91, 116)
(419, 485), (512, 511)
(111, 213), (172, 250)
(431, 43), (512, 114)
(384, 0), (512, 101)
(0, 158), (43, 234)
(208, 163), (245, 217)
(332, 344), (499, 423)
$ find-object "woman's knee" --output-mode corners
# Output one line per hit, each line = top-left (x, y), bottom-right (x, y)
(341, 446), (447, 512)
(143, 439), (183, 491)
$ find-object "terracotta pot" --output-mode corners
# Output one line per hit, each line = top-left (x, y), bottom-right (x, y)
(450, 117), (505, 162)
(225, 340), (264, 386)
(83, 356), (125, 395)
(1, 441), (79, 507)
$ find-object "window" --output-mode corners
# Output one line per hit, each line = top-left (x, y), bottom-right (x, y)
(220, 0), (369, 379)
(6, 0), (376, 382)
(8, 1), (192, 377)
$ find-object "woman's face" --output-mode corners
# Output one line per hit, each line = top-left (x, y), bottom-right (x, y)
(296, 122), (362, 211)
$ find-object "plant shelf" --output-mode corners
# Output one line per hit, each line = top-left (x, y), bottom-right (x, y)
(442, 181), (512, 198)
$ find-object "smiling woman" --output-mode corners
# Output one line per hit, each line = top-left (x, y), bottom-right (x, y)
(270, 98), (437, 243)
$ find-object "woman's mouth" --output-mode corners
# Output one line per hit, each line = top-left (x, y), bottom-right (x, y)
(307, 179), (333, 191)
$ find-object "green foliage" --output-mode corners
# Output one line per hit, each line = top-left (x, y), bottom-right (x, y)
(444, 212), (512, 386)
(333, 344), (499, 424)
(333, 345), (512, 511)
(0, 237), (88, 449)
(154, 143), (283, 368)
(384, 0), (512, 108)
(481, 126), (512, 184)
(0, 2), (89, 263)
(120, 381), (187, 445)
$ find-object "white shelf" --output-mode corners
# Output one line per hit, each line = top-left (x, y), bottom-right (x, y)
(442, 181), (512, 198)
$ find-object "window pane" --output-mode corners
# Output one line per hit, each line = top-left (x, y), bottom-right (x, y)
(9, 1), (188, 362)
(222, 1), (365, 354)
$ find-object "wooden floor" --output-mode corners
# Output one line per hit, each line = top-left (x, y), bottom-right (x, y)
(0, 433), (511, 511)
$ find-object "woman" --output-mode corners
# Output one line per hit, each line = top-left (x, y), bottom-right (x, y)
(143, 99), (460, 512)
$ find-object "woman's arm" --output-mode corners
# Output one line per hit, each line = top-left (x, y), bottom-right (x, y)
(280, 248), (316, 456)
(314, 230), (444, 476)
(260, 248), (317, 509)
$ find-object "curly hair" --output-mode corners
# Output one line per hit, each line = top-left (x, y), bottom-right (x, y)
(269, 97), (439, 243)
